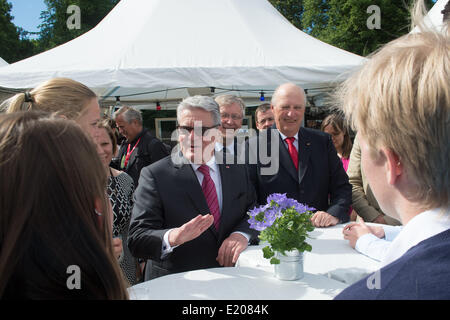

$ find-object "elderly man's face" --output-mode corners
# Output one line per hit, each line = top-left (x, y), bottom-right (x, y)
(271, 87), (305, 137)
(256, 109), (275, 130)
(115, 114), (140, 142)
(219, 102), (243, 141)
(178, 107), (219, 164)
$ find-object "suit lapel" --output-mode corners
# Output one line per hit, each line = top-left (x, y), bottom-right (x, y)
(173, 152), (219, 240)
(172, 153), (210, 217)
(297, 128), (312, 184)
(217, 162), (232, 240)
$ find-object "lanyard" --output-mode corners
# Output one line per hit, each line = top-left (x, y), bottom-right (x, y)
(123, 137), (141, 169)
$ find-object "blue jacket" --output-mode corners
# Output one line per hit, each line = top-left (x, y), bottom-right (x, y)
(335, 229), (450, 299)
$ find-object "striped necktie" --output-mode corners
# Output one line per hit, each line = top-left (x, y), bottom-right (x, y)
(197, 165), (221, 230)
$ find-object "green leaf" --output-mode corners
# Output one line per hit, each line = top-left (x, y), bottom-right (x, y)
(262, 246), (274, 259)
(270, 257), (280, 265)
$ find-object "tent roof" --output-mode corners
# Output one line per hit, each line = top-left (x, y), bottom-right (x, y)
(411, 0), (447, 33)
(0, 57), (7, 67)
(0, 0), (365, 108)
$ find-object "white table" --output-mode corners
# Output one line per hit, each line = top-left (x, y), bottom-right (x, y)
(236, 224), (380, 285)
(128, 266), (347, 300)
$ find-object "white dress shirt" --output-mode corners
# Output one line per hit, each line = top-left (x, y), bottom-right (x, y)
(355, 225), (402, 261)
(278, 130), (299, 151)
(380, 207), (450, 267)
(215, 141), (235, 155)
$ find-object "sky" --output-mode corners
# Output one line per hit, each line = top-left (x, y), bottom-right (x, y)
(8, 0), (47, 38)
(7, 0), (439, 38)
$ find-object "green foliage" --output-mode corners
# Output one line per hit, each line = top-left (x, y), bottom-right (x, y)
(268, 0), (304, 29)
(38, 0), (119, 51)
(259, 206), (314, 265)
(271, 0), (436, 56)
(0, 0), (36, 63)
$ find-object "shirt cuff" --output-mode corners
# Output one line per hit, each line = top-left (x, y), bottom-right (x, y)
(161, 229), (179, 259)
(232, 231), (251, 243)
(355, 233), (380, 255)
(382, 225), (402, 242)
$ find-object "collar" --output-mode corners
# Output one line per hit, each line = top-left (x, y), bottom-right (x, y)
(190, 156), (219, 173)
(127, 128), (146, 144)
(215, 141), (234, 154)
(277, 129), (298, 141)
(381, 207), (450, 267)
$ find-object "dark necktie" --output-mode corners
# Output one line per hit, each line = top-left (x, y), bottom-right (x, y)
(285, 137), (298, 171)
(197, 165), (221, 230)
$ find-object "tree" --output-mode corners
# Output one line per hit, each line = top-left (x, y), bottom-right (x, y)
(0, 0), (36, 63)
(303, 0), (414, 56)
(38, 0), (119, 51)
(268, 0), (304, 29)
(271, 0), (436, 56)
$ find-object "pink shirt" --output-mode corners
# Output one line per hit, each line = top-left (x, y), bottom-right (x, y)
(341, 157), (350, 172)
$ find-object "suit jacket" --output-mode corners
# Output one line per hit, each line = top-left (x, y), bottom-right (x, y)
(117, 128), (169, 187)
(335, 229), (450, 299)
(127, 151), (258, 279)
(248, 126), (352, 223)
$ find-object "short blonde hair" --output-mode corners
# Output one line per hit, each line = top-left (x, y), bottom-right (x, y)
(4, 78), (97, 120)
(336, 1), (450, 208)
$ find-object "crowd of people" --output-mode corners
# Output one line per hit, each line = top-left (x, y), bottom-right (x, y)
(0, 0), (448, 300)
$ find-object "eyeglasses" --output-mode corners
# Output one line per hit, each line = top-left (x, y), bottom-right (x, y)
(258, 117), (274, 124)
(221, 113), (243, 121)
(177, 125), (219, 136)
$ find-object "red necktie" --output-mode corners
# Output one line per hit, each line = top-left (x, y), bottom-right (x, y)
(285, 137), (298, 171)
(197, 165), (221, 230)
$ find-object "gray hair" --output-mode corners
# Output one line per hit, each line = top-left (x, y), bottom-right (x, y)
(113, 106), (143, 125)
(177, 95), (221, 126)
(214, 94), (245, 116)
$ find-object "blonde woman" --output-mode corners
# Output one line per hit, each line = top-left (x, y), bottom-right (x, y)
(2, 77), (123, 262)
(336, 0), (450, 299)
(3, 77), (101, 141)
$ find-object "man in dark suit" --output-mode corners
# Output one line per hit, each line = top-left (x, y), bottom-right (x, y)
(114, 106), (169, 187)
(127, 95), (258, 280)
(214, 94), (247, 164)
(248, 83), (352, 227)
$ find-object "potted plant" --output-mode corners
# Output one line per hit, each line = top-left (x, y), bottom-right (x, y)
(247, 193), (315, 280)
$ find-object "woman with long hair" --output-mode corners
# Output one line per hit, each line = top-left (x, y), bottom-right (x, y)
(0, 111), (129, 299)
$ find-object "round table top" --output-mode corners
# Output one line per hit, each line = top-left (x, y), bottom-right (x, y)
(236, 224), (381, 285)
(128, 266), (347, 300)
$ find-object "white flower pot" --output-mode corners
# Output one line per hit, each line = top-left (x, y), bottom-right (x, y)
(274, 250), (304, 281)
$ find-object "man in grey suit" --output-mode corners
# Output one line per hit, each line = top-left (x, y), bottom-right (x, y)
(128, 96), (258, 280)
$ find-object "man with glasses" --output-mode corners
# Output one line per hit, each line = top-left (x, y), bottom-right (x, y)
(255, 103), (275, 130)
(128, 95), (258, 280)
(214, 94), (246, 164)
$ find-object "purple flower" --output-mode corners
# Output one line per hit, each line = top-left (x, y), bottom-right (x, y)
(248, 193), (315, 231)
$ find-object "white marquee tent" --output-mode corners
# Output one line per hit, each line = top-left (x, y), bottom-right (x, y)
(0, 57), (8, 67)
(411, 0), (448, 33)
(0, 0), (365, 109)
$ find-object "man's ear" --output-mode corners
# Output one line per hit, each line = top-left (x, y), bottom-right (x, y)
(381, 148), (402, 186)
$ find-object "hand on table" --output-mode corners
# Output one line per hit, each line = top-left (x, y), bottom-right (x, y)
(342, 219), (385, 248)
(168, 214), (214, 247)
(217, 233), (248, 267)
(311, 211), (339, 228)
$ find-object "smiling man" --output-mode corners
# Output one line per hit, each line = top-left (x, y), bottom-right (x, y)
(248, 83), (352, 227)
(128, 95), (258, 280)
(113, 106), (169, 187)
